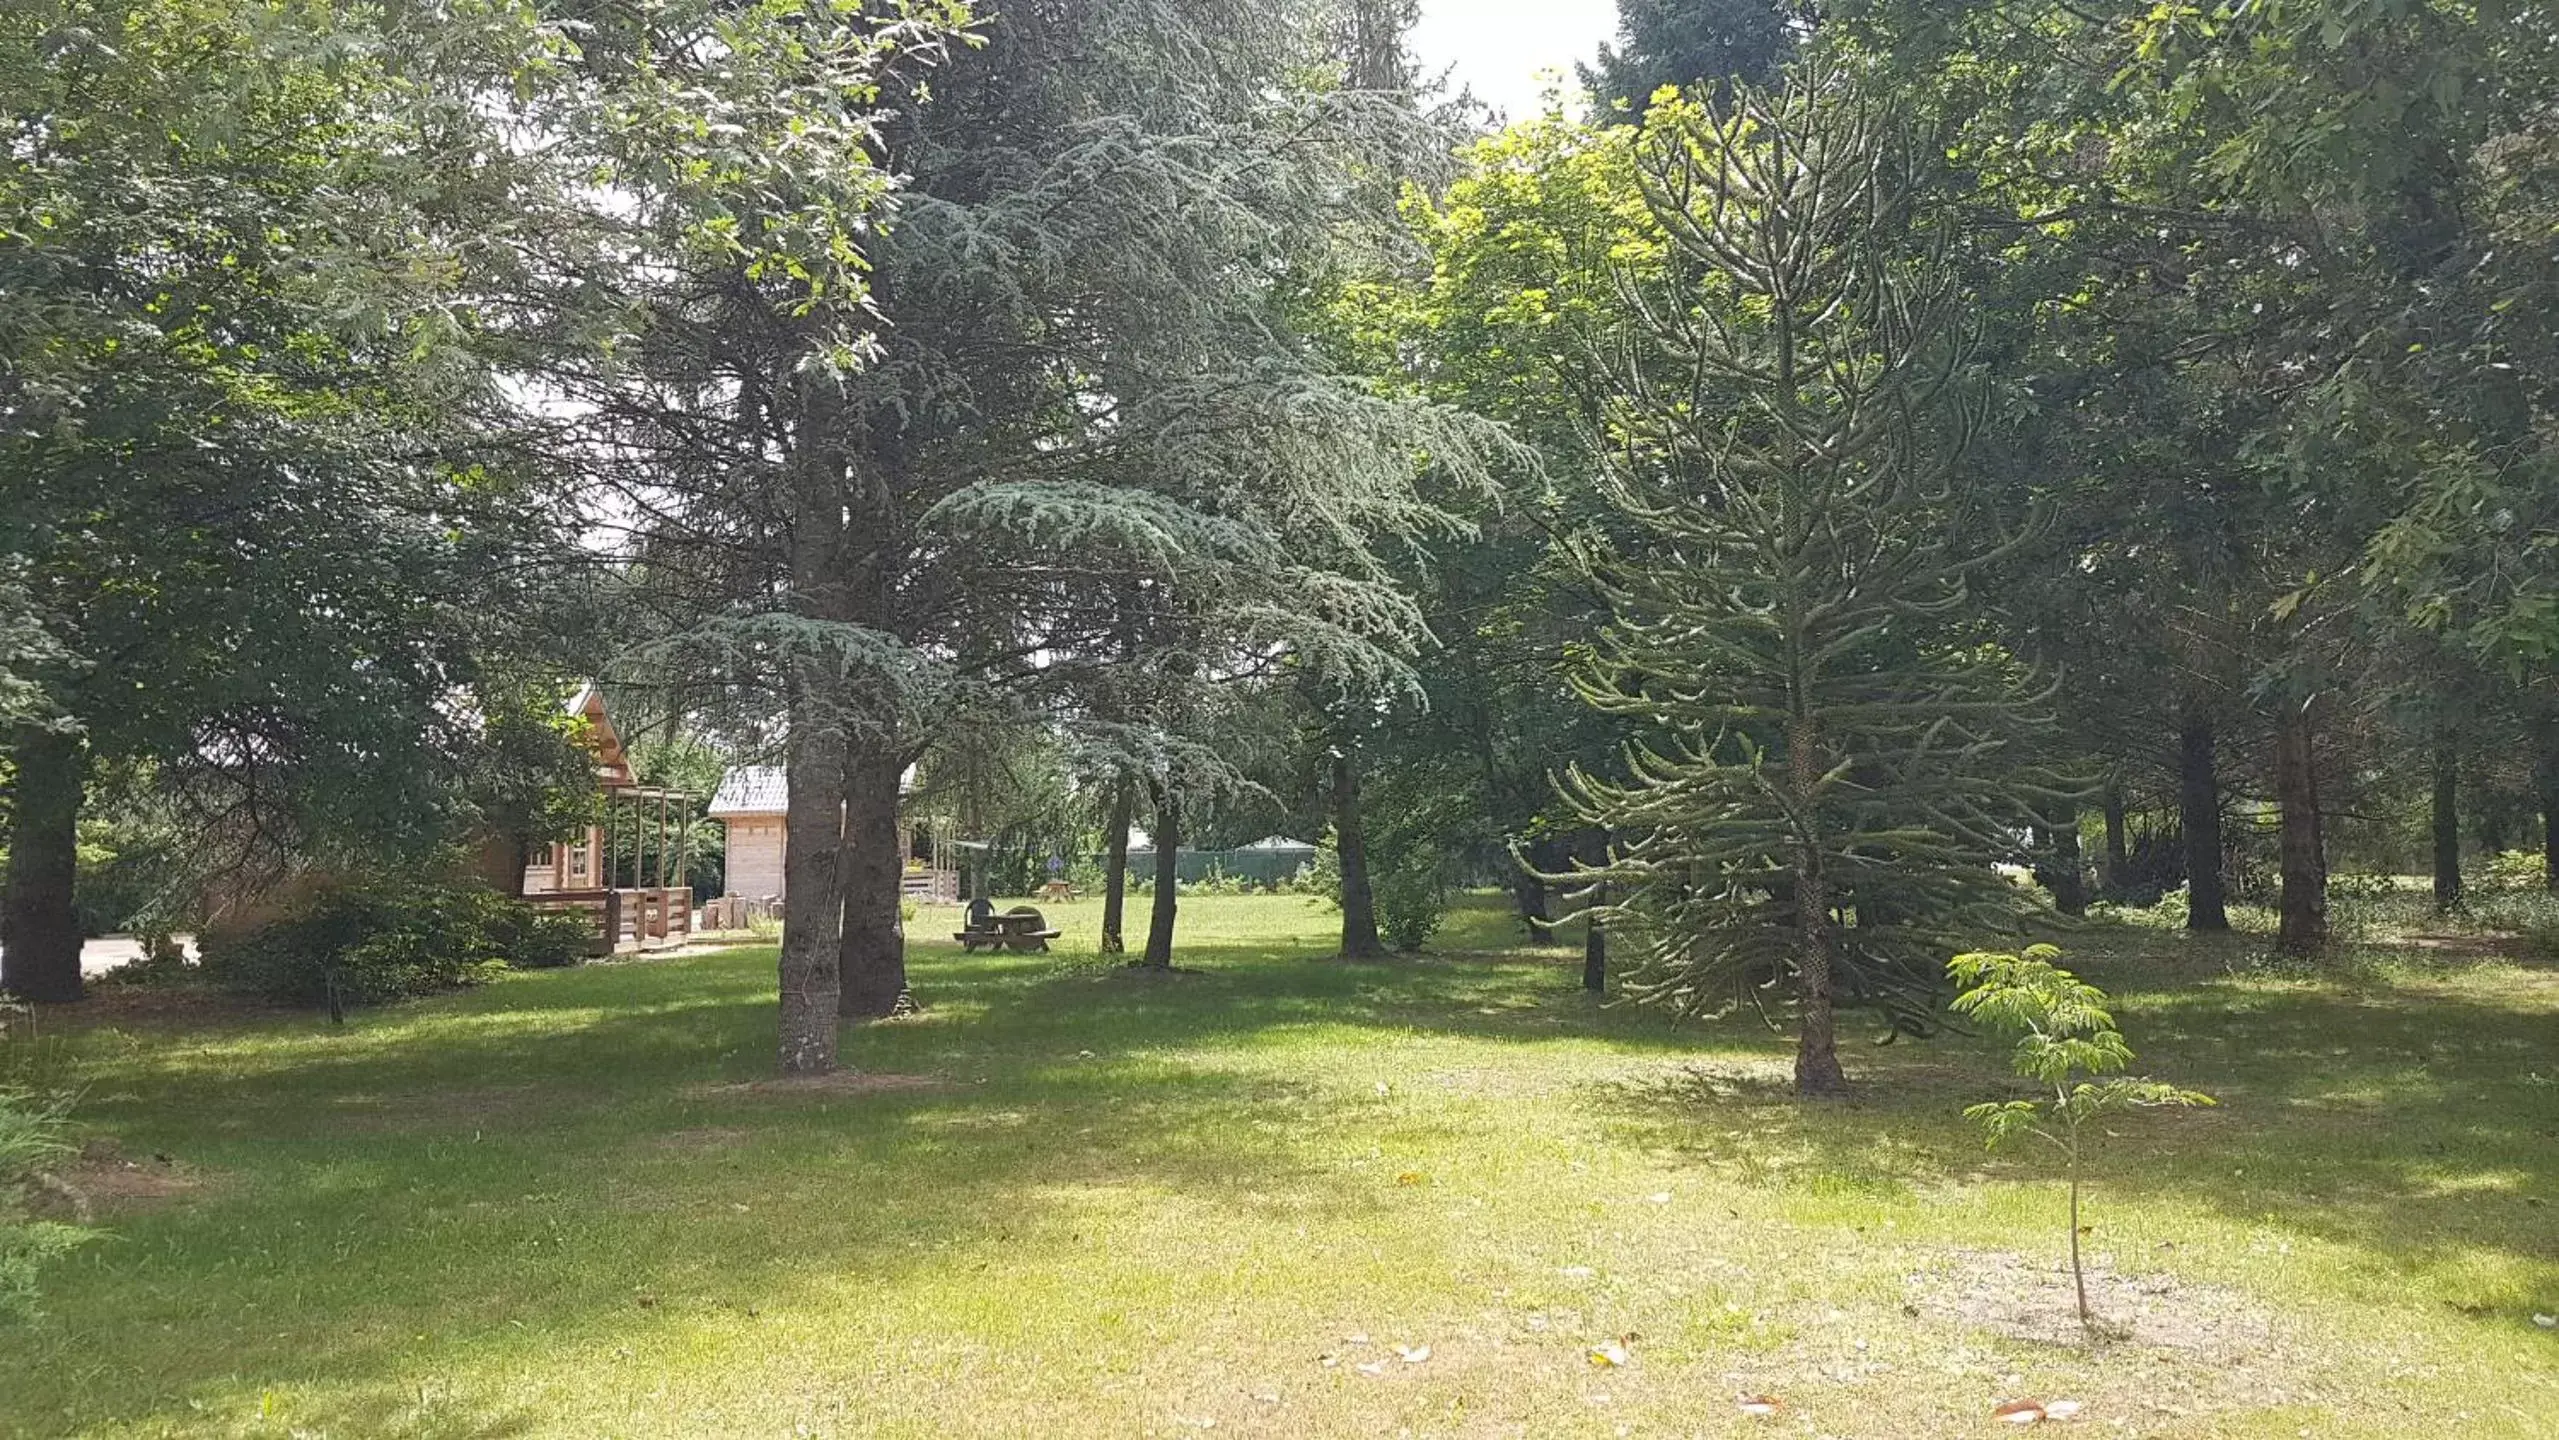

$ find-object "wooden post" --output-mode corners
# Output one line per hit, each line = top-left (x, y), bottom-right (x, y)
(603, 890), (625, 954)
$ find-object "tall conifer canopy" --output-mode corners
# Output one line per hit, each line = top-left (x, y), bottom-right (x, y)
(1559, 62), (2062, 1096)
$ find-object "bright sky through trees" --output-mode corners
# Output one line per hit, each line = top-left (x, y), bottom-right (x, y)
(1412, 0), (1616, 118)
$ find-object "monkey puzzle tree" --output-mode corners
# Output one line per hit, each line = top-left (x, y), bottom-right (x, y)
(1559, 64), (2063, 1097)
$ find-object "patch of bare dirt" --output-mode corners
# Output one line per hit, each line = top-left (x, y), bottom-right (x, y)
(27, 1139), (217, 1221)
(326, 1083), (555, 1133)
(2391, 931), (2528, 962)
(39, 985), (288, 1032)
(648, 1125), (751, 1152)
(1104, 963), (1211, 980)
(1905, 1248), (2280, 1356)
(696, 1071), (949, 1098)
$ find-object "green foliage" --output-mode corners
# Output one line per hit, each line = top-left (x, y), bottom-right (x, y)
(1951, 943), (2211, 1325)
(201, 879), (587, 1008)
(2475, 849), (2549, 897)
(1371, 848), (1448, 954)
(1553, 64), (2065, 1088)
(1581, 0), (1802, 120)
(0, 1007), (85, 1325)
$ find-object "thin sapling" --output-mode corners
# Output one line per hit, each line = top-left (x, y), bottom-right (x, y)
(1949, 945), (2213, 1331)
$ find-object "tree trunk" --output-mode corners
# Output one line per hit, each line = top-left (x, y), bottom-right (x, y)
(1333, 750), (1384, 960)
(2432, 726), (2462, 913)
(2540, 744), (2559, 895)
(2177, 709), (2231, 931)
(2038, 810), (2089, 917)
(1786, 715), (1846, 1098)
(838, 741), (909, 1018)
(777, 708), (847, 1072)
(1519, 835), (1561, 940)
(1514, 868), (1549, 936)
(1099, 774), (1132, 954)
(2100, 782), (2130, 900)
(1, 727), (86, 1004)
(1139, 782), (1180, 968)
(2053, 821), (2088, 916)
(2274, 703), (2328, 956)
(1580, 830), (1608, 994)
(1582, 882), (1607, 994)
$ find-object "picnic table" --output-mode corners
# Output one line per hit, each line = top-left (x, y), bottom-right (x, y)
(1037, 878), (1080, 902)
(955, 904), (1061, 954)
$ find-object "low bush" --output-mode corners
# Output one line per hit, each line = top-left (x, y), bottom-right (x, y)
(1, 1008), (86, 1325)
(2474, 849), (2549, 897)
(200, 879), (590, 1008)
(1373, 848), (1448, 953)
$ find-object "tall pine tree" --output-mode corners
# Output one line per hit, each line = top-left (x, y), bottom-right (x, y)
(1560, 64), (2060, 1096)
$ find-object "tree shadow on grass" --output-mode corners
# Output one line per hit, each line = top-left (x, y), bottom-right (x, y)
(1576, 952), (2559, 1327)
(10, 931), (1712, 1436)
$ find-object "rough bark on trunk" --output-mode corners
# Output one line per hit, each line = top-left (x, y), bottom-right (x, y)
(1519, 835), (1560, 940)
(2051, 818), (2089, 917)
(2432, 727), (2462, 913)
(838, 741), (909, 1018)
(775, 364), (857, 1073)
(1514, 869), (1549, 936)
(1786, 715), (1846, 1097)
(2541, 749), (2559, 895)
(1581, 882), (1607, 994)
(776, 712), (847, 1072)
(1099, 774), (1132, 954)
(2100, 783), (2130, 900)
(1579, 830), (1608, 994)
(2274, 704), (2328, 956)
(1139, 782), (1180, 968)
(2177, 709), (2231, 931)
(1, 727), (86, 1004)
(1333, 750), (1384, 960)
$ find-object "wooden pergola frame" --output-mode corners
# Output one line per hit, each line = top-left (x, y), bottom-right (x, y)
(520, 687), (702, 954)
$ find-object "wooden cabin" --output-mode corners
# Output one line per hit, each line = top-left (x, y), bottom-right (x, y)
(519, 685), (698, 955)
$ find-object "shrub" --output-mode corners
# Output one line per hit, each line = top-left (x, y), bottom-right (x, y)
(1373, 848), (1447, 953)
(2475, 849), (2548, 897)
(1303, 833), (1343, 907)
(1, 1008), (87, 1325)
(201, 878), (584, 1008)
(2468, 887), (2559, 961)
(1371, 864), (1453, 951)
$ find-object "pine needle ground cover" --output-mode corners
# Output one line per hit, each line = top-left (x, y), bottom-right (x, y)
(6, 896), (2555, 1438)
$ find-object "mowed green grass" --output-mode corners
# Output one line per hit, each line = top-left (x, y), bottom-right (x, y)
(6, 894), (2557, 1438)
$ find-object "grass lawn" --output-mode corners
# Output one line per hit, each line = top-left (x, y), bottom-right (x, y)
(5, 893), (2557, 1437)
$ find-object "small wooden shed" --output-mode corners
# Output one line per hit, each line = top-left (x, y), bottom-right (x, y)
(706, 763), (955, 909)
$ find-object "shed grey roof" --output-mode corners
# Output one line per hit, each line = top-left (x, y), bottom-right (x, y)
(707, 766), (787, 817)
(706, 762), (915, 817)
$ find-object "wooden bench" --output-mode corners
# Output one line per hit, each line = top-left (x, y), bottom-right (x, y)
(955, 905), (1062, 953)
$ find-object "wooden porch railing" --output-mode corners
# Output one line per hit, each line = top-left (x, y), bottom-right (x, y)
(524, 887), (695, 956)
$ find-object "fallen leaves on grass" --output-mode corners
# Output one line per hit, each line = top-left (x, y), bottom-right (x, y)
(1992, 1399), (2047, 1425)
(1735, 1395), (1779, 1417)
(1394, 1344), (1431, 1364)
